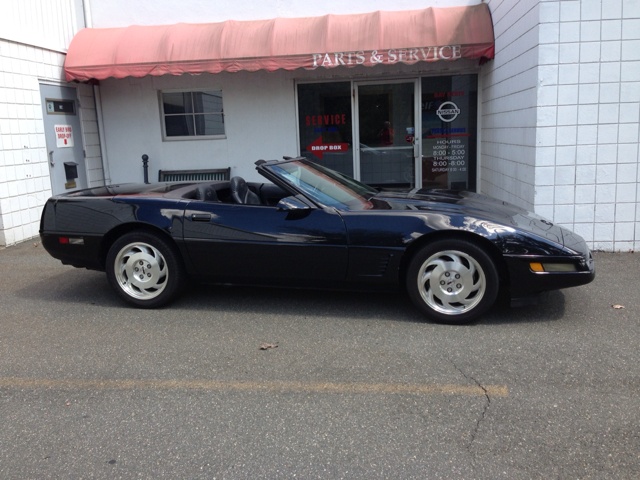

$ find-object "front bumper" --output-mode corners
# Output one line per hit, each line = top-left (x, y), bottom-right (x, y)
(505, 250), (595, 299)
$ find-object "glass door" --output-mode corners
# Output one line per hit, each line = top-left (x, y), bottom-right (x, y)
(355, 81), (418, 190)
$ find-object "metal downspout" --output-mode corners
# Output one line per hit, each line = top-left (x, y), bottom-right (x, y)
(82, 0), (111, 185)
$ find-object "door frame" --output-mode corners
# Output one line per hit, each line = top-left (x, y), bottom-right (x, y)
(38, 81), (90, 194)
(353, 78), (421, 188)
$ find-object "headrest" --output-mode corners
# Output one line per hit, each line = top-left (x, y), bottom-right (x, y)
(195, 184), (218, 202)
(230, 176), (247, 194)
(230, 176), (260, 205)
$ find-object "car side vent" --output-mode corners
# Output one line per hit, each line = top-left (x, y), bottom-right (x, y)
(377, 254), (391, 275)
(352, 252), (393, 278)
(158, 168), (231, 182)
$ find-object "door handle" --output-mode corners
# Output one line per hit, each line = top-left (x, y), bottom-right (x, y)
(49, 150), (54, 166)
(191, 213), (211, 222)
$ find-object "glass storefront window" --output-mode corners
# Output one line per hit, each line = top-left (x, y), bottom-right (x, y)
(421, 75), (478, 191)
(297, 82), (354, 177)
(297, 75), (478, 191)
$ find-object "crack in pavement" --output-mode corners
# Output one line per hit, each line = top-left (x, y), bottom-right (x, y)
(449, 359), (491, 450)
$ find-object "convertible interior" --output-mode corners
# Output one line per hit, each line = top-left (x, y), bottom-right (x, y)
(168, 177), (289, 207)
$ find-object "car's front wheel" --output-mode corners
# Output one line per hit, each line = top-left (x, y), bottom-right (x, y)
(106, 231), (186, 308)
(406, 238), (499, 324)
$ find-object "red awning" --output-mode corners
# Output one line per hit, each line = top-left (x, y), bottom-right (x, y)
(65, 4), (494, 82)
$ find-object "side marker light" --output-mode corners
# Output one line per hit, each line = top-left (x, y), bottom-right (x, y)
(530, 262), (578, 272)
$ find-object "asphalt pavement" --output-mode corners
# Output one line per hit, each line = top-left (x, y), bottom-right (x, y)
(0, 240), (638, 478)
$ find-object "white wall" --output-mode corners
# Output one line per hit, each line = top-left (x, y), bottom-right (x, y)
(530, 0), (640, 252)
(0, 1), (104, 247)
(0, 40), (65, 246)
(481, 0), (540, 210)
(89, 0), (481, 27)
(100, 71), (299, 184)
(481, 0), (640, 252)
(0, 0), (84, 53)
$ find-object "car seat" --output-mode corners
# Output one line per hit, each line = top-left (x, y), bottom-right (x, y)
(230, 177), (261, 205)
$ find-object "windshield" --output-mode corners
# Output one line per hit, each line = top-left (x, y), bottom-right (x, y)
(266, 160), (377, 210)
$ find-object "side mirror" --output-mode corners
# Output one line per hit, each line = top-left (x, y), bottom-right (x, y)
(276, 195), (312, 212)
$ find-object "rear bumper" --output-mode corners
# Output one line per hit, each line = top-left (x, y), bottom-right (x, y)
(505, 250), (595, 299)
(40, 232), (104, 271)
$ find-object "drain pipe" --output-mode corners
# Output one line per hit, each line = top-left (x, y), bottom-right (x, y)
(82, 0), (93, 27)
(93, 85), (111, 185)
(82, 0), (111, 186)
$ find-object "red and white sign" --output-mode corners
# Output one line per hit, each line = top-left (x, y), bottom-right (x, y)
(306, 137), (348, 160)
(405, 134), (414, 143)
(55, 125), (74, 148)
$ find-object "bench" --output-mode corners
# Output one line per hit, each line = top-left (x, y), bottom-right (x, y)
(158, 167), (231, 182)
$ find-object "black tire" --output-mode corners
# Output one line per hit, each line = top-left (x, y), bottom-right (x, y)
(106, 231), (187, 308)
(406, 238), (499, 325)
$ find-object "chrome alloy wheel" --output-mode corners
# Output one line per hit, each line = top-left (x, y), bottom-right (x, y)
(417, 250), (486, 315)
(113, 242), (169, 300)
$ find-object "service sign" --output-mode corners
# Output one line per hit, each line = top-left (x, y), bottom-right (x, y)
(297, 82), (354, 176)
(55, 125), (74, 148)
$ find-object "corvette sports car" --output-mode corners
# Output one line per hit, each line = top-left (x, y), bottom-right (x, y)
(40, 157), (595, 324)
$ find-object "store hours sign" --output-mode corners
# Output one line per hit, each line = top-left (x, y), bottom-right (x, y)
(425, 97), (470, 179)
(421, 75), (478, 191)
(431, 137), (467, 175)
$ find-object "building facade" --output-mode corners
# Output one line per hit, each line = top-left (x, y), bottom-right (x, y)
(0, 0), (104, 246)
(0, 0), (639, 252)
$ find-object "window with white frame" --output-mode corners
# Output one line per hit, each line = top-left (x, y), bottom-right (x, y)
(161, 90), (225, 138)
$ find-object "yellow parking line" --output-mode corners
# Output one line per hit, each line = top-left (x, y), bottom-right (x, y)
(0, 378), (508, 397)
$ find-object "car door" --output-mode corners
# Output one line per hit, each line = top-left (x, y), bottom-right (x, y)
(183, 201), (348, 285)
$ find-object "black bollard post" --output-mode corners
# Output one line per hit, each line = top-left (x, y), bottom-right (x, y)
(142, 154), (149, 184)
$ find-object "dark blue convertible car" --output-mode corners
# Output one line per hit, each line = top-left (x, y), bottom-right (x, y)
(40, 157), (594, 324)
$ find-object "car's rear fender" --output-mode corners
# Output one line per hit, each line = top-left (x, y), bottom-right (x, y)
(98, 222), (195, 274)
(40, 196), (192, 272)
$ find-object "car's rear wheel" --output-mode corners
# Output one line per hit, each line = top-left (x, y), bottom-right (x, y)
(106, 231), (186, 308)
(406, 238), (499, 325)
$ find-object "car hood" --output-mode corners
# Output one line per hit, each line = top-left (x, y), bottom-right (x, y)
(371, 189), (570, 249)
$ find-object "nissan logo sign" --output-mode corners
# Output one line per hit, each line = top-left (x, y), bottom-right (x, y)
(436, 101), (461, 122)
